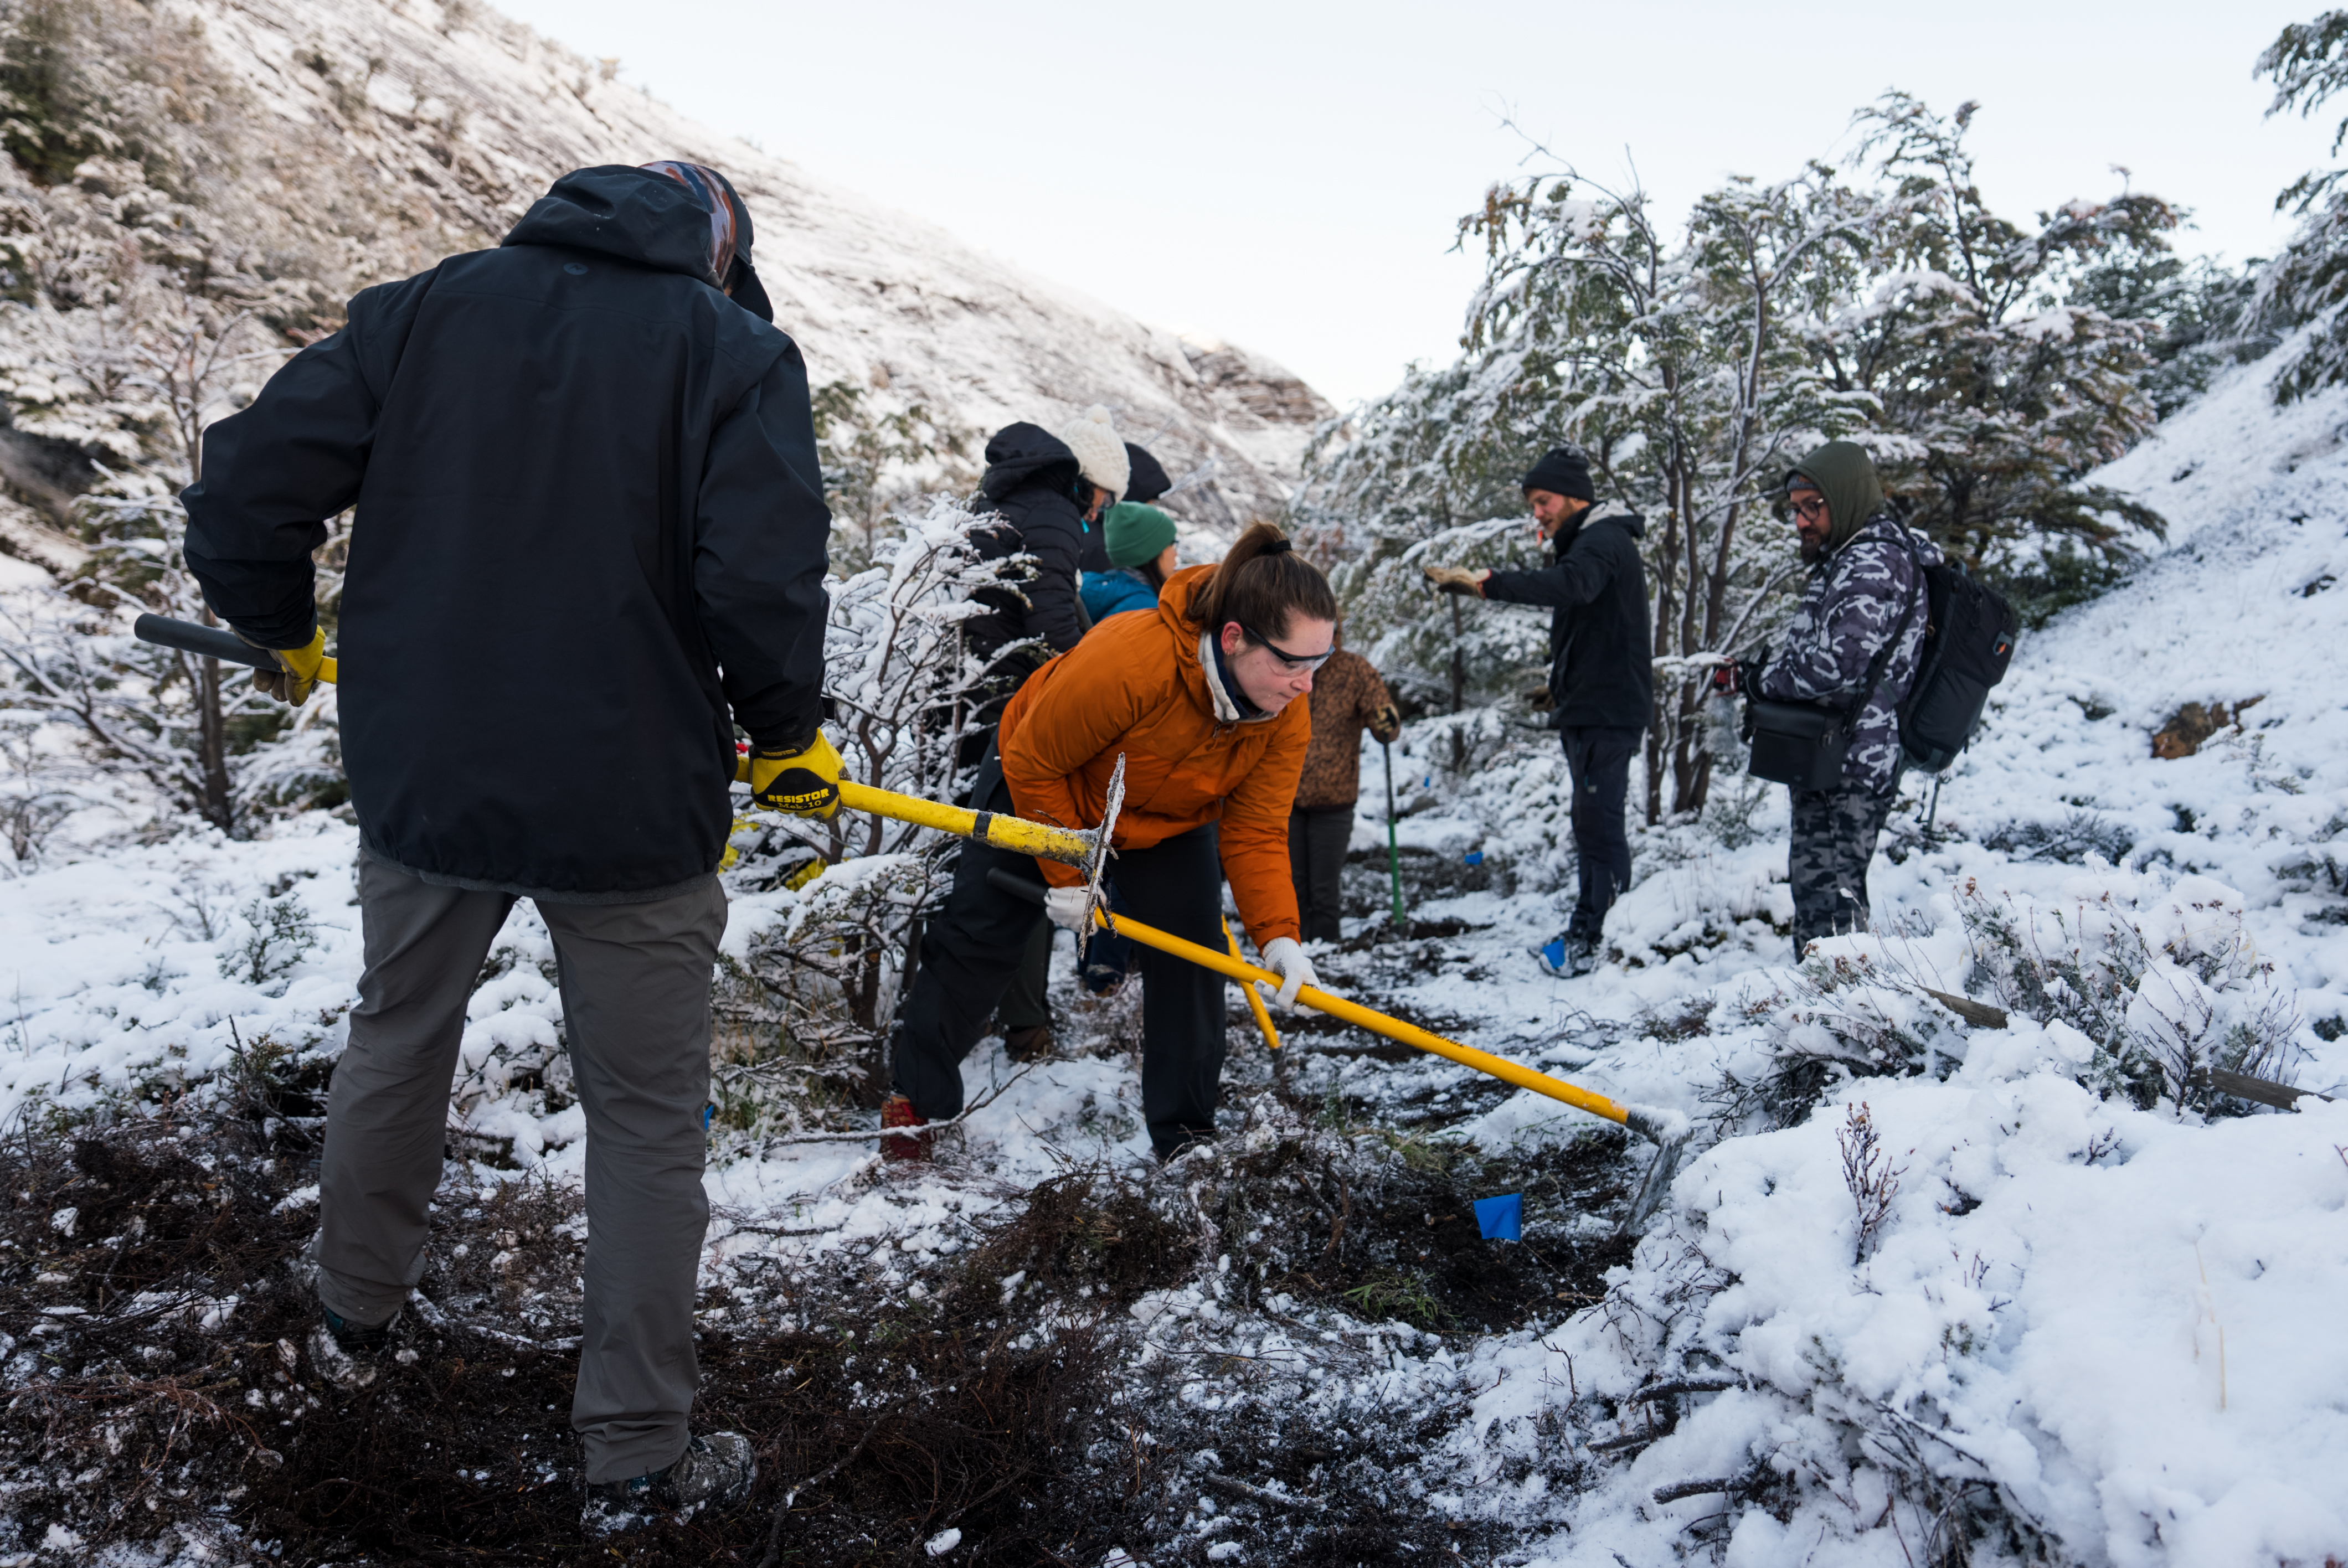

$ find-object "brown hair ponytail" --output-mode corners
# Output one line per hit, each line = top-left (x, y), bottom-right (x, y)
(1186, 522), (1337, 639)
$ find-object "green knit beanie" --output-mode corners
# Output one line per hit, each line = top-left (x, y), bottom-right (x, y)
(1103, 502), (1178, 569)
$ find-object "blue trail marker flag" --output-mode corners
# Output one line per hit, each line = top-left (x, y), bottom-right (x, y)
(1474, 1193), (1523, 1241)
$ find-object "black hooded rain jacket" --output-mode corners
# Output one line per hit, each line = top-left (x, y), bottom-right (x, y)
(1480, 504), (1654, 731)
(182, 164), (832, 902)
(963, 422), (1088, 664)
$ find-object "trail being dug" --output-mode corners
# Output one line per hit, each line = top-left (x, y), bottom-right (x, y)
(0, 1090), (1646, 1566)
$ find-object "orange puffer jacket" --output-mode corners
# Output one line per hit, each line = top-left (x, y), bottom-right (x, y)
(998, 564), (1307, 946)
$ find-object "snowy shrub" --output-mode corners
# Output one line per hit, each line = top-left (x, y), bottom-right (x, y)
(217, 892), (318, 988)
(713, 498), (1019, 1122)
(1603, 837), (1793, 973)
(0, 303), (341, 839)
(1980, 807), (2136, 865)
(1955, 871), (2303, 1112)
(0, 704), (78, 869)
(1726, 867), (2307, 1133)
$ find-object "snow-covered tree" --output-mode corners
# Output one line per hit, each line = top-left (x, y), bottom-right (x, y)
(1306, 153), (1877, 819)
(1827, 96), (2177, 572)
(810, 378), (979, 573)
(1307, 94), (2186, 819)
(2256, 11), (2348, 401)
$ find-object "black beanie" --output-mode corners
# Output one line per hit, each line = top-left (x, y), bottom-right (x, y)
(1124, 442), (1171, 504)
(1521, 445), (1594, 503)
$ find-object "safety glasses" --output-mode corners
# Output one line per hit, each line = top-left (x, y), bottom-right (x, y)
(1240, 622), (1334, 673)
(1788, 493), (1829, 523)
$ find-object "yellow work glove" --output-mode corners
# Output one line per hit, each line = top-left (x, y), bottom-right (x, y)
(1370, 702), (1402, 744)
(1422, 564), (1489, 597)
(237, 626), (327, 706)
(748, 732), (844, 819)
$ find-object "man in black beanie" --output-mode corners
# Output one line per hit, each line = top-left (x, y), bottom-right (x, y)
(1424, 445), (1651, 976)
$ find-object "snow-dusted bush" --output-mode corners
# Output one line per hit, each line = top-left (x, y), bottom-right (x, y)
(713, 498), (1024, 1122)
(1955, 871), (2303, 1112)
(1729, 867), (2308, 1134)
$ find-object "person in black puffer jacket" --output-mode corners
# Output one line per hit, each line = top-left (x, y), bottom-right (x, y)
(961, 408), (1127, 1060)
(1425, 445), (1651, 976)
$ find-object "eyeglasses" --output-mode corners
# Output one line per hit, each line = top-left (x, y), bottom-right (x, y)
(1788, 494), (1829, 523)
(1239, 623), (1334, 673)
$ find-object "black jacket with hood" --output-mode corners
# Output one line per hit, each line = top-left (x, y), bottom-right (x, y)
(182, 164), (832, 902)
(964, 422), (1088, 665)
(1480, 504), (1653, 731)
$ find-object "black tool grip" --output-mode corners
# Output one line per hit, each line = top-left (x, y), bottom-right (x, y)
(986, 869), (1049, 906)
(132, 613), (275, 672)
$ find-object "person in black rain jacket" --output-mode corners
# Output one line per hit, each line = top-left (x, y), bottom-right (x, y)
(1424, 445), (1651, 976)
(964, 422), (1095, 668)
(180, 161), (836, 1528)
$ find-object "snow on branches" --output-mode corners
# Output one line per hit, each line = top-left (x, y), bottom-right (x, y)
(715, 498), (1026, 1117)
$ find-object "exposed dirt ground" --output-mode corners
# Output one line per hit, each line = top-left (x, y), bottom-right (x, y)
(0, 901), (1648, 1567)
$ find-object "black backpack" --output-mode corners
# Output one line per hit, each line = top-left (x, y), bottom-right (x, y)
(1897, 555), (2018, 772)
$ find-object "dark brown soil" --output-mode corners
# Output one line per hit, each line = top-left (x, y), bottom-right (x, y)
(2, 1056), (1648, 1567)
(0, 1113), (1180, 1566)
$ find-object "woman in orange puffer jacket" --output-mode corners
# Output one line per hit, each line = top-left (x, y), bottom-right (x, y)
(885, 523), (1337, 1161)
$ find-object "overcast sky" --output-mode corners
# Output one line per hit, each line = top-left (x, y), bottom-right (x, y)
(497, 0), (2337, 407)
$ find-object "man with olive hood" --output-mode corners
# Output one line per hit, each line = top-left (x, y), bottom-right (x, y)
(1726, 440), (1942, 954)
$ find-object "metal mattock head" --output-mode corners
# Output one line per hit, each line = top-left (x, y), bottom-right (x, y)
(1075, 754), (1126, 964)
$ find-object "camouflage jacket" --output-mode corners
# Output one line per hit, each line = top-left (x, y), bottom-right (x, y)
(1754, 514), (1943, 794)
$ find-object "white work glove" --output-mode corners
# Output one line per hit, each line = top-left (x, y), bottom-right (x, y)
(1043, 886), (1094, 932)
(1257, 936), (1319, 1010)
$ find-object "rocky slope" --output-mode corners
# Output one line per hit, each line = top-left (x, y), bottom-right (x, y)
(0, 0), (1330, 570)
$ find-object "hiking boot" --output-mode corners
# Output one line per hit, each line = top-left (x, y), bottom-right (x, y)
(880, 1092), (933, 1163)
(1081, 964), (1127, 999)
(308, 1305), (397, 1391)
(582, 1431), (756, 1534)
(1153, 1131), (1217, 1167)
(1002, 1023), (1053, 1062)
(1536, 931), (1600, 978)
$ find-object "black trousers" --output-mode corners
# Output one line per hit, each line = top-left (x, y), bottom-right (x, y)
(1561, 725), (1640, 938)
(1288, 804), (1353, 943)
(893, 746), (1228, 1154)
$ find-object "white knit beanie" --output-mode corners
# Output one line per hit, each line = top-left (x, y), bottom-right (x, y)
(1055, 404), (1129, 501)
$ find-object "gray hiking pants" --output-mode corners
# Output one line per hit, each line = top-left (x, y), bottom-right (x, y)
(1788, 783), (1898, 957)
(316, 855), (726, 1484)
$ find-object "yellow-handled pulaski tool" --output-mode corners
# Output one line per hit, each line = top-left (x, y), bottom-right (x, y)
(1225, 917), (1281, 1051)
(135, 612), (1684, 1210)
(985, 866), (1681, 1147)
(131, 609), (1127, 946)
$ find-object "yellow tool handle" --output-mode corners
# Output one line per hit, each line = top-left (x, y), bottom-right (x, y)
(1225, 918), (1281, 1051)
(317, 656), (339, 683)
(731, 758), (1096, 868)
(1098, 907), (1628, 1127)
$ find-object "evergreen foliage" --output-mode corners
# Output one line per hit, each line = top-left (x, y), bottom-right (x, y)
(810, 378), (977, 572)
(2257, 10), (2348, 401)
(1304, 95), (2187, 820)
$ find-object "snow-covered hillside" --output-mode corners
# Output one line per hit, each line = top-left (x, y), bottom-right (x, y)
(4, 357), (2346, 1559)
(0, 0), (1327, 579)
